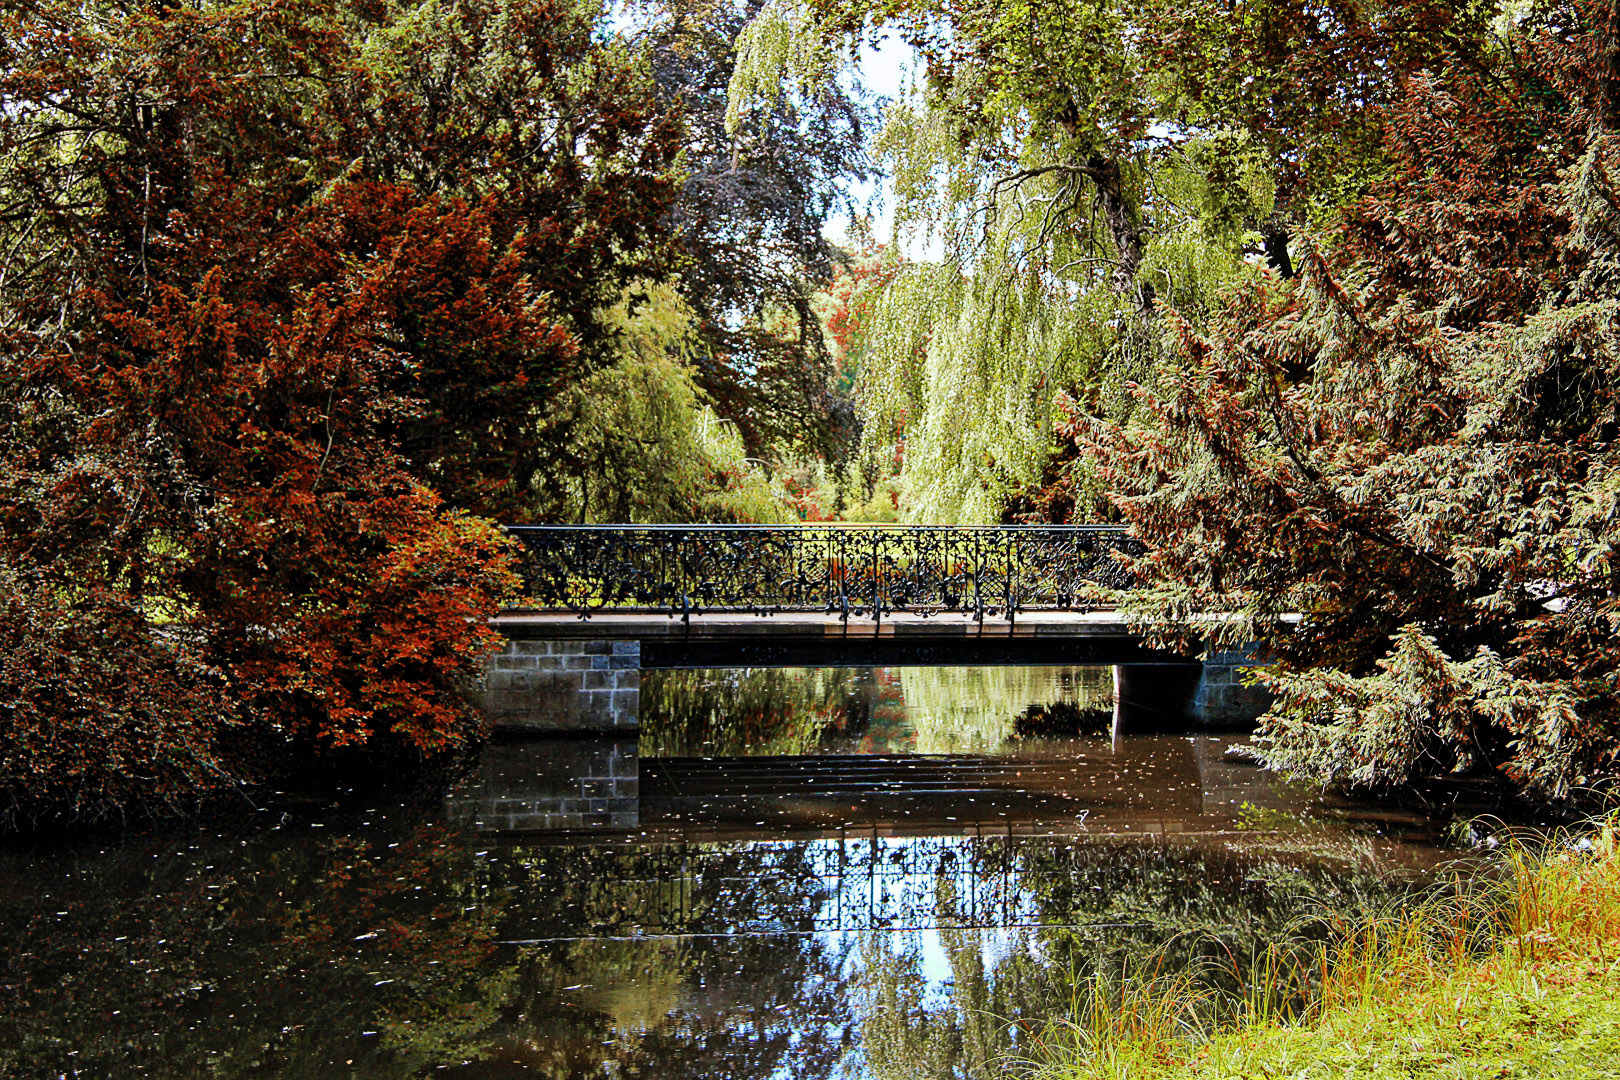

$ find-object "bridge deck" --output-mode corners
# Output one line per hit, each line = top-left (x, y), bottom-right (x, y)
(492, 609), (1133, 639)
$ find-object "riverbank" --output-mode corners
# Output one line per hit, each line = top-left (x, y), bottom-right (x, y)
(1029, 821), (1620, 1079)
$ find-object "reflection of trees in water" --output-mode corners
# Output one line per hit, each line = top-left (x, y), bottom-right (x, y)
(897, 667), (1115, 753)
(640, 667), (872, 756)
(0, 794), (1444, 1080)
(854, 838), (1427, 1080)
(641, 666), (1116, 757)
(858, 921), (1069, 1080)
(0, 817), (509, 1079)
(0, 823), (858, 1080)
(459, 841), (853, 1079)
(464, 935), (850, 1080)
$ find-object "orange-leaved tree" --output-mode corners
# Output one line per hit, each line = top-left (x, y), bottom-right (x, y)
(0, 0), (679, 825)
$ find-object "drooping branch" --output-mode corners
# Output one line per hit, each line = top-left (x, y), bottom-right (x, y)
(988, 157), (1153, 314)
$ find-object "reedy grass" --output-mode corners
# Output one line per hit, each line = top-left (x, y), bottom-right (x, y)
(1020, 819), (1620, 1079)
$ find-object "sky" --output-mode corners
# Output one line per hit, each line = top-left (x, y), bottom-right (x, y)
(823, 37), (944, 261)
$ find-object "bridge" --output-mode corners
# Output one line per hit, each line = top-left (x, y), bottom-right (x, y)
(482, 524), (1270, 734)
(497, 523), (1161, 665)
(503, 523), (1140, 623)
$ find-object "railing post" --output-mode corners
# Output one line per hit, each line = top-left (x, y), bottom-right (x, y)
(972, 530), (984, 624)
(836, 529), (849, 623)
(871, 532), (882, 627)
(1006, 531), (1016, 629)
(676, 527), (691, 626)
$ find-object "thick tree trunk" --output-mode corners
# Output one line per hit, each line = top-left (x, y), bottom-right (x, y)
(1262, 224), (1295, 279)
(1087, 155), (1154, 314)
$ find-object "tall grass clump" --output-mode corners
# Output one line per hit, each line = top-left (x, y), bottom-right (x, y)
(1022, 819), (1620, 1079)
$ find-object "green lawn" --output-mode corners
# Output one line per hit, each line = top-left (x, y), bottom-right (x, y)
(1031, 828), (1620, 1080)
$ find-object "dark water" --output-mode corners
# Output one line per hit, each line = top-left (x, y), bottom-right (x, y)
(0, 666), (1475, 1080)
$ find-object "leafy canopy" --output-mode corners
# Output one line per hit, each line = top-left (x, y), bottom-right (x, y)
(0, 0), (678, 823)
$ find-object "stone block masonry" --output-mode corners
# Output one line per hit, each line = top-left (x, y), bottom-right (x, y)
(1189, 645), (1274, 725)
(445, 736), (639, 831)
(478, 638), (640, 733)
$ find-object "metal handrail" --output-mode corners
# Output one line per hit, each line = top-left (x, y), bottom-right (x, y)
(505, 524), (1138, 623)
(508, 523), (1130, 530)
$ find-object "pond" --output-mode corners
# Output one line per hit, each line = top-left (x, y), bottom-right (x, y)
(0, 666), (1479, 1079)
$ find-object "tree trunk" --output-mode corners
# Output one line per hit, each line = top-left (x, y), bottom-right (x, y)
(1087, 155), (1154, 315)
(1262, 224), (1295, 279)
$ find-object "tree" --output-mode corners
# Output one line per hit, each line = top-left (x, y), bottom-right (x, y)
(1078, 0), (1620, 804)
(638, 0), (873, 466)
(0, 0), (678, 823)
(535, 279), (792, 523)
(731, 0), (1499, 522)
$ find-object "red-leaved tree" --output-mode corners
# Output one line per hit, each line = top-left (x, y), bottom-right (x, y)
(0, 0), (679, 824)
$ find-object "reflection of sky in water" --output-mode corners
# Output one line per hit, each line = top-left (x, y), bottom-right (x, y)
(471, 818), (1460, 1079)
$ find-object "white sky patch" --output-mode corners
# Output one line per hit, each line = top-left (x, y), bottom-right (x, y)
(822, 36), (944, 262)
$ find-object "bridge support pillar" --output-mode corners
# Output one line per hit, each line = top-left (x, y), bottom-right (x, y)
(480, 639), (641, 733)
(1189, 646), (1273, 726)
(447, 735), (639, 831)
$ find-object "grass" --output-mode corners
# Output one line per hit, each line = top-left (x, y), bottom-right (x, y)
(1024, 821), (1620, 1079)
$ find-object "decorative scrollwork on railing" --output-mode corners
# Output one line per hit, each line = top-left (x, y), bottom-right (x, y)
(505, 525), (1140, 621)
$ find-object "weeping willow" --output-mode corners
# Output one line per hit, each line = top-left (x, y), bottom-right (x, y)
(849, 146), (1261, 521)
(550, 279), (792, 523)
(732, 0), (1271, 522)
(856, 258), (1133, 521)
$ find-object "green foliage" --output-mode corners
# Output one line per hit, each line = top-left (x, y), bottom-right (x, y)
(725, 0), (842, 135)
(1078, 3), (1620, 804)
(729, 0), (1310, 521)
(540, 281), (791, 523)
(886, 270), (1142, 522)
(641, 0), (871, 468)
(1255, 627), (1557, 791)
(730, 0), (1499, 524)
(777, 454), (903, 520)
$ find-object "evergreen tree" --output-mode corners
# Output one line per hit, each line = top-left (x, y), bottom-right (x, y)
(1080, 1), (1620, 803)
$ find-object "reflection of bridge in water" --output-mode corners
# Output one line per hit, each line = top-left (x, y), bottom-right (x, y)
(445, 735), (1441, 942)
(448, 732), (1295, 840)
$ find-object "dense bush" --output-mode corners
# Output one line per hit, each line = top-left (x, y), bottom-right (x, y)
(0, 565), (239, 826)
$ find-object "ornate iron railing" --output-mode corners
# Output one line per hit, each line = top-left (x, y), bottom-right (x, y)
(505, 525), (1138, 621)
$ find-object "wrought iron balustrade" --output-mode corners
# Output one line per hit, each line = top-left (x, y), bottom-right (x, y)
(505, 525), (1139, 621)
